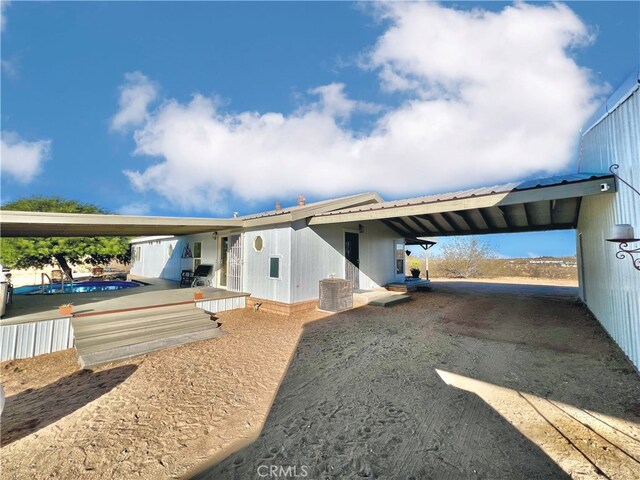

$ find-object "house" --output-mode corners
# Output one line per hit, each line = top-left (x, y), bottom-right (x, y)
(130, 192), (427, 314)
(1, 70), (637, 369)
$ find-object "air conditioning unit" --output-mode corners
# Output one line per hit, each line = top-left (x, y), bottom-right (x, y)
(319, 278), (353, 312)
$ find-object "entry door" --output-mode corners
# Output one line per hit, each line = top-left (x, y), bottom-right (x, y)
(226, 234), (243, 292)
(344, 232), (360, 290)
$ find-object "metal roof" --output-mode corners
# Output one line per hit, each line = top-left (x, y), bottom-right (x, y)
(312, 174), (611, 217)
(309, 174), (616, 241)
(239, 192), (382, 221)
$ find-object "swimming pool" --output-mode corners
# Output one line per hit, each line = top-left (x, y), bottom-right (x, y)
(14, 280), (142, 295)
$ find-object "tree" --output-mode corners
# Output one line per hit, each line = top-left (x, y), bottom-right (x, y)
(1, 197), (130, 280)
(432, 237), (494, 278)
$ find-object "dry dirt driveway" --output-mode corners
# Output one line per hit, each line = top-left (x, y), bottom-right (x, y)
(192, 282), (640, 480)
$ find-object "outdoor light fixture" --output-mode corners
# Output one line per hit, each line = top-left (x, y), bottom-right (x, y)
(605, 164), (640, 272)
(606, 225), (640, 272)
(358, 224), (365, 233)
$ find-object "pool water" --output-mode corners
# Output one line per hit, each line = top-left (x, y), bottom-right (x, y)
(14, 280), (142, 295)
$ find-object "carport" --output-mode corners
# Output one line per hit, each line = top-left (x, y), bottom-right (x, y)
(308, 174), (616, 241)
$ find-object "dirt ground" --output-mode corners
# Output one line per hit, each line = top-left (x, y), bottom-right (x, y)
(1, 281), (639, 479)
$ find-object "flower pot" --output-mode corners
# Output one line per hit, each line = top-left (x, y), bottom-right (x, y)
(58, 305), (73, 316)
(410, 270), (420, 279)
(194, 292), (204, 301)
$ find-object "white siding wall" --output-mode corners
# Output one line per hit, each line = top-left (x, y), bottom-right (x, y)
(578, 85), (640, 369)
(290, 220), (399, 303)
(131, 233), (217, 282)
(130, 238), (179, 279)
(243, 225), (292, 303)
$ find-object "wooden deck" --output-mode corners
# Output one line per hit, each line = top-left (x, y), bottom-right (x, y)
(73, 303), (225, 369)
(0, 277), (249, 363)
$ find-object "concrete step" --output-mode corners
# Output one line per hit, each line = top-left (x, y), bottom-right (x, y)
(78, 328), (223, 369)
(369, 294), (412, 307)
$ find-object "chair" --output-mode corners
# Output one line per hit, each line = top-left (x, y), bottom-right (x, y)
(191, 264), (214, 287)
(91, 267), (104, 276)
(51, 269), (64, 283)
(180, 269), (194, 288)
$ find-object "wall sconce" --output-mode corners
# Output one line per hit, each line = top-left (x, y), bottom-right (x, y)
(605, 164), (640, 272)
(212, 232), (218, 240)
(606, 224), (640, 271)
(358, 224), (365, 233)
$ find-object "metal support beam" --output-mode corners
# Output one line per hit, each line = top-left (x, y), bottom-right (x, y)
(477, 208), (497, 230)
(393, 217), (423, 236)
(523, 203), (533, 227)
(453, 210), (478, 231)
(433, 213), (455, 231)
(497, 206), (513, 228)
(417, 214), (445, 234)
(573, 197), (582, 227)
(381, 219), (411, 237)
(408, 215), (435, 234)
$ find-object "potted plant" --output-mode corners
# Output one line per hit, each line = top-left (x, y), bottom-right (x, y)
(193, 289), (204, 301)
(58, 303), (73, 316)
(408, 258), (421, 279)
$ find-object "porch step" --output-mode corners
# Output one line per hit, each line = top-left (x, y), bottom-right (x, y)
(386, 279), (432, 293)
(369, 294), (412, 307)
(73, 304), (222, 369)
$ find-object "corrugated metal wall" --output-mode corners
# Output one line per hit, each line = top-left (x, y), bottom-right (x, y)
(196, 296), (247, 313)
(578, 85), (640, 369)
(290, 220), (399, 303)
(0, 317), (74, 362)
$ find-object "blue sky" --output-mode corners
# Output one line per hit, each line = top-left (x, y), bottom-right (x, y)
(1, 1), (638, 258)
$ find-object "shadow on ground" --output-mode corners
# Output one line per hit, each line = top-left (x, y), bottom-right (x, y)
(189, 282), (640, 479)
(1, 364), (137, 446)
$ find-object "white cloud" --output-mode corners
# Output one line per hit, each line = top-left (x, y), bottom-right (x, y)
(1, 1), (10, 33)
(119, 2), (603, 212)
(111, 71), (158, 132)
(118, 202), (150, 215)
(1, 131), (51, 183)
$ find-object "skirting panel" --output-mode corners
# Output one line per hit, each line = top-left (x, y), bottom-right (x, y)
(0, 317), (75, 362)
(196, 296), (247, 314)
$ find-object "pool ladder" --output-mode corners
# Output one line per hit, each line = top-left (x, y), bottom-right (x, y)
(41, 272), (72, 293)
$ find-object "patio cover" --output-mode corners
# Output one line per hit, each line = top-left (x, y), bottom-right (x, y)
(308, 174), (616, 242)
(0, 211), (242, 237)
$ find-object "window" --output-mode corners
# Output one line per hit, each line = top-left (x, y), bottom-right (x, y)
(193, 241), (202, 268)
(395, 241), (405, 275)
(133, 246), (142, 262)
(254, 235), (264, 252)
(269, 256), (280, 279)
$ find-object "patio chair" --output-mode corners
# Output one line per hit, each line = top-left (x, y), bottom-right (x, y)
(191, 264), (214, 287)
(180, 269), (194, 288)
(51, 269), (64, 283)
(91, 266), (104, 276)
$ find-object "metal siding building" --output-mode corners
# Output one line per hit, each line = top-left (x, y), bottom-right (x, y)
(578, 70), (640, 369)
